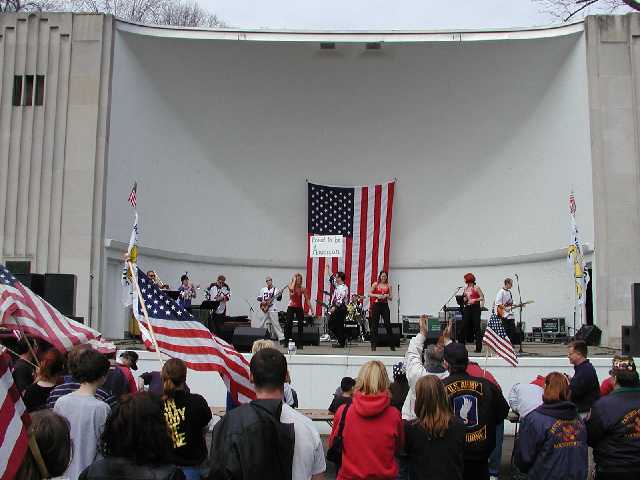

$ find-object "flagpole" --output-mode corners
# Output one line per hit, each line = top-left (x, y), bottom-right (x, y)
(12, 319), (41, 369)
(128, 261), (164, 367)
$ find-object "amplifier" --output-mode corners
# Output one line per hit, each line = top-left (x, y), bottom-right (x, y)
(402, 315), (442, 340)
(541, 317), (565, 334)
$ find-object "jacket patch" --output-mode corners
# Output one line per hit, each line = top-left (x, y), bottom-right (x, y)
(622, 408), (640, 439)
(454, 394), (479, 428)
(550, 419), (583, 449)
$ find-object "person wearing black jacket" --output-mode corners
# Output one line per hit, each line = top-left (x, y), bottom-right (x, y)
(208, 348), (325, 480)
(587, 356), (640, 480)
(441, 343), (509, 480)
(515, 372), (587, 480)
(567, 340), (600, 415)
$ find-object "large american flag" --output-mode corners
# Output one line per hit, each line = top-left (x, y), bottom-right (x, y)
(482, 314), (518, 367)
(307, 181), (395, 316)
(132, 268), (255, 403)
(0, 351), (30, 480)
(0, 264), (102, 352)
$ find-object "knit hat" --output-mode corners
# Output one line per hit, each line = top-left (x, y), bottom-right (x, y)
(612, 356), (636, 374)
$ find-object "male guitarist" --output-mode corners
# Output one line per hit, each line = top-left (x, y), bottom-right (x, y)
(254, 276), (285, 343)
(494, 278), (520, 345)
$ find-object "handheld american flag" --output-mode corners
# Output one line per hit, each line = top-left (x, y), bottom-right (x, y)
(0, 264), (103, 352)
(0, 351), (30, 480)
(482, 314), (518, 367)
(307, 181), (395, 316)
(131, 267), (255, 403)
(128, 182), (138, 209)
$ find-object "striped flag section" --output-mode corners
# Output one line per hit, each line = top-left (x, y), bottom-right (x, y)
(128, 182), (137, 209)
(0, 264), (104, 353)
(482, 314), (518, 367)
(0, 351), (30, 480)
(132, 268), (255, 404)
(307, 181), (395, 316)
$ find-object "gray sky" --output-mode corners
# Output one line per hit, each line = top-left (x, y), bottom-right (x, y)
(200, 0), (631, 29)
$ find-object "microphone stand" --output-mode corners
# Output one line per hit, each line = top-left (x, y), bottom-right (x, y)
(442, 286), (463, 342)
(515, 274), (524, 354)
(397, 284), (401, 328)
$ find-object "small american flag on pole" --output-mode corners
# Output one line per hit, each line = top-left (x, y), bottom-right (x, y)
(569, 192), (576, 216)
(0, 264), (103, 352)
(128, 182), (137, 209)
(0, 351), (30, 480)
(307, 181), (395, 316)
(132, 268), (255, 403)
(482, 314), (518, 367)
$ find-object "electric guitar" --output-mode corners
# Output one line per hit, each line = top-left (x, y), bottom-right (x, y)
(260, 285), (287, 313)
(496, 300), (534, 318)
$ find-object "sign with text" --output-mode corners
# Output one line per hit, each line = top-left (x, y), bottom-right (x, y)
(310, 235), (344, 258)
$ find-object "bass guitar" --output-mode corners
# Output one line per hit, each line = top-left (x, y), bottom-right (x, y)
(259, 285), (287, 313)
(496, 300), (534, 318)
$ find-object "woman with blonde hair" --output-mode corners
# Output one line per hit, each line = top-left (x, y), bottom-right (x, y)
(404, 375), (464, 480)
(161, 358), (212, 480)
(286, 273), (309, 349)
(515, 372), (588, 480)
(328, 360), (403, 479)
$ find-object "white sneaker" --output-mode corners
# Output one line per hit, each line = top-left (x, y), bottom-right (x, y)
(490, 476), (498, 480)
(320, 334), (331, 342)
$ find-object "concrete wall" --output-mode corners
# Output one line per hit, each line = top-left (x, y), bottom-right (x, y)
(586, 14), (640, 345)
(103, 25), (594, 338)
(0, 13), (113, 326)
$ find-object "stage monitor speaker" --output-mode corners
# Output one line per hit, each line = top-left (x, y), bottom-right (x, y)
(232, 327), (269, 352)
(574, 325), (602, 346)
(13, 273), (44, 296)
(622, 326), (640, 355)
(633, 284), (640, 328)
(6, 260), (31, 274)
(374, 324), (401, 347)
(43, 273), (77, 317)
(292, 326), (321, 346)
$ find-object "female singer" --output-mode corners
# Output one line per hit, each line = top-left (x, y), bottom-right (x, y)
(286, 273), (309, 349)
(461, 272), (485, 353)
(369, 271), (395, 351)
(329, 272), (349, 348)
(177, 274), (197, 310)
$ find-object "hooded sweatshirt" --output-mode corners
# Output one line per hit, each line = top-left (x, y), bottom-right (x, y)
(329, 391), (403, 480)
(515, 401), (588, 480)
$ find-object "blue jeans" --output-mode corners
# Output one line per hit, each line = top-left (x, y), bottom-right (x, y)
(488, 421), (504, 476)
(180, 466), (202, 480)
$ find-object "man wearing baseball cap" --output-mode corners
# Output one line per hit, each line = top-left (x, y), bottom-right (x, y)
(441, 343), (509, 480)
(587, 356), (640, 480)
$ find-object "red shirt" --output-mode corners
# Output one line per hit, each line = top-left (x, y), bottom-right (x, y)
(117, 365), (138, 394)
(600, 376), (615, 396)
(464, 285), (480, 303)
(372, 283), (390, 303)
(466, 363), (501, 391)
(330, 391), (403, 480)
(288, 286), (303, 309)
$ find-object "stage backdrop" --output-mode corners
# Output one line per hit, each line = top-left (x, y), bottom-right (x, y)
(102, 25), (593, 339)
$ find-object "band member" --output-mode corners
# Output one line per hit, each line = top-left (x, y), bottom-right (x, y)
(286, 273), (309, 349)
(177, 274), (197, 310)
(460, 272), (485, 353)
(369, 271), (395, 352)
(329, 272), (349, 348)
(147, 270), (169, 290)
(495, 277), (520, 345)
(254, 276), (285, 344)
(207, 275), (231, 334)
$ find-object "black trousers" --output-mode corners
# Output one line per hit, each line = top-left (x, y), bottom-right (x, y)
(597, 472), (640, 480)
(502, 318), (520, 345)
(285, 307), (304, 346)
(462, 303), (482, 352)
(329, 305), (347, 346)
(370, 302), (393, 346)
(210, 312), (226, 336)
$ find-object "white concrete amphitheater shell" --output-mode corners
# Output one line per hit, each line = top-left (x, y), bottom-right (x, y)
(102, 20), (597, 341)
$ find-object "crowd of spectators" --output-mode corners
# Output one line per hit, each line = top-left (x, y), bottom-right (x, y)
(5, 315), (640, 480)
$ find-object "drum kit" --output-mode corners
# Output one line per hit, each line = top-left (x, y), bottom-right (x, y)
(317, 291), (371, 343)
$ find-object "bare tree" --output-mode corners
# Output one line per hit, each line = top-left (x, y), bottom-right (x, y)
(534, 0), (639, 22)
(1, 0), (226, 27)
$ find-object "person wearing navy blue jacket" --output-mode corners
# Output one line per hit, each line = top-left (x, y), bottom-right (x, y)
(587, 356), (640, 480)
(515, 372), (588, 480)
(567, 340), (600, 415)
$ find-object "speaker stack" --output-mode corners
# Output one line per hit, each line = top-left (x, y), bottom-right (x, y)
(43, 273), (77, 316)
(374, 324), (401, 348)
(232, 327), (269, 352)
(622, 284), (640, 355)
(291, 326), (321, 346)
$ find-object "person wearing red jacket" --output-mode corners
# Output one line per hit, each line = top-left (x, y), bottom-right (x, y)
(329, 360), (404, 479)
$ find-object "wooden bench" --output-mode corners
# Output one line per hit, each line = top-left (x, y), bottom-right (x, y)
(211, 407), (334, 426)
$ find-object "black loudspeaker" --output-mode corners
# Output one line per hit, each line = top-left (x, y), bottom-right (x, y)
(374, 324), (401, 347)
(574, 325), (602, 346)
(232, 327), (269, 352)
(6, 260), (31, 274)
(632, 284), (640, 328)
(292, 326), (321, 346)
(622, 326), (640, 355)
(43, 274), (77, 316)
(13, 273), (44, 296)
